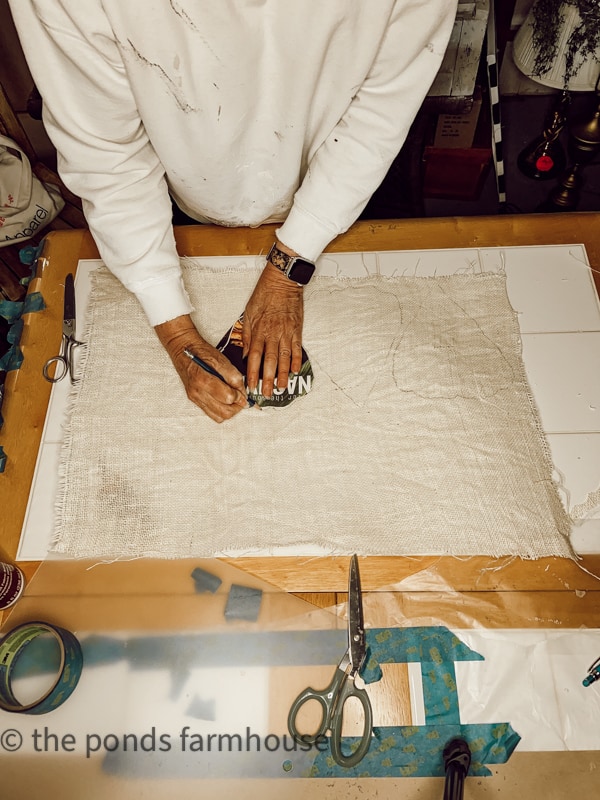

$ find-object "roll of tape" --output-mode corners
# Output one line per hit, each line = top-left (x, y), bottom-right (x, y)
(0, 562), (24, 610)
(0, 621), (83, 714)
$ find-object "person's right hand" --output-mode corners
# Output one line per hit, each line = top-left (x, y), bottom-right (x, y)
(155, 314), (248, 423)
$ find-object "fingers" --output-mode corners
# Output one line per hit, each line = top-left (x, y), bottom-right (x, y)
(276, 343), (292, 392)
(154, 315), (248, 423)
(184, 364), (248, 423)
(184, 356), (248, 422)
(246, 334), (302, 397)
(244, 264), (304, 398)
(246, 328), (302, 398)
(182, 348), (249, 421)
(248, 337), (282, 400)
(290, 337), (303, 375)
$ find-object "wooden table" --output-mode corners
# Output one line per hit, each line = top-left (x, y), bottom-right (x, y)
(1, 213), (600, 796)
(2, 212), (600, 593)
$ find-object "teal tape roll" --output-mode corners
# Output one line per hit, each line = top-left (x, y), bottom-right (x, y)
(0, 621), (83, 714)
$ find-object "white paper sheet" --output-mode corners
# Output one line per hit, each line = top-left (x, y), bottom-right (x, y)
(18, 245), (600, 559)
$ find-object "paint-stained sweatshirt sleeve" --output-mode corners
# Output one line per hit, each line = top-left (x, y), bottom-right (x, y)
(8, 0), (192, 326)
(277, 0), (458, 261)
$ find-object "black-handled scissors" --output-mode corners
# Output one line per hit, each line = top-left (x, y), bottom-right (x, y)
(43, 273), (83, 383)
(288, 554), (372, 768)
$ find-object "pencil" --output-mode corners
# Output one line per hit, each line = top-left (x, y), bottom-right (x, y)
(183, 348), (256, 408)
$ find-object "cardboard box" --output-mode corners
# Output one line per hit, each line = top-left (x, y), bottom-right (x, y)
(433, 86), (484, 149)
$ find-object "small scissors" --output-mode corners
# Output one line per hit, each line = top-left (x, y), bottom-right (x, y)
(288, 554), (373, 768)
(43, 273), (83, 383)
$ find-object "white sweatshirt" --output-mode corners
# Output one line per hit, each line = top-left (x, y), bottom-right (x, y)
(9, 0), (457, 326)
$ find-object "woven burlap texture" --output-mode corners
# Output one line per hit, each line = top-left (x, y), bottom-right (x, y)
(53, 261), (573, 559)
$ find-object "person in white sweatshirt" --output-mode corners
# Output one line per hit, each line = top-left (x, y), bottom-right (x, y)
(9, 0), (457, 422)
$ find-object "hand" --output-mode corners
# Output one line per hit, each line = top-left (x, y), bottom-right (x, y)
(242, 261), (304, 398)
(155, 315), (248, 423)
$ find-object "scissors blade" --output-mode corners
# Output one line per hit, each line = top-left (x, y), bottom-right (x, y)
(62, 273), (76, 337)
(347, 554), (367, 675)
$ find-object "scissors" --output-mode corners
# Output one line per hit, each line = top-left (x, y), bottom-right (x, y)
(43, 273), (83, 383)
(288, 554), (373, 768)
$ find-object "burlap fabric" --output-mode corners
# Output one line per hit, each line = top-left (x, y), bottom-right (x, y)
(53, 261), (573, 559)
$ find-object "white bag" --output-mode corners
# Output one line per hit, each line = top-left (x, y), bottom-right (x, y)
(0, 133), (64, 248)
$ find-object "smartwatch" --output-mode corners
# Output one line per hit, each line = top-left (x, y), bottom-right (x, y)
(267, 243), (315, 285)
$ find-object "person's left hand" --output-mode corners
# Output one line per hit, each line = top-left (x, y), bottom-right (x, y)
(242, 261), (304, 398)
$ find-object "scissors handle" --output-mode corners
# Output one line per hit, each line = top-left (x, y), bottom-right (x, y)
(43, 335), (82, 383)
(329, 673), (372, 768)
(288, 668), (344, 745)
(288, 666), (372, 768)
(42, 352), (69, 383)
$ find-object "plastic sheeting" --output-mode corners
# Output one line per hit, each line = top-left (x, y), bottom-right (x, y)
(0, 557), (598, 798)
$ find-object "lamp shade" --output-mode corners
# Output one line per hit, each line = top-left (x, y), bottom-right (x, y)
(513, 1), (600, 91)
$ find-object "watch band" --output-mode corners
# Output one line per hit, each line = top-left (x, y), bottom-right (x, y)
(267, 243), (294, 272)
(267, 243), (315, 285)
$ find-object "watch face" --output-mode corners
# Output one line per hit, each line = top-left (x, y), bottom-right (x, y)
(289, 259), (315, 285)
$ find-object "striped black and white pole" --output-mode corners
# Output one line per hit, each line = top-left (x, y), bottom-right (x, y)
(486, 0), (507, 207)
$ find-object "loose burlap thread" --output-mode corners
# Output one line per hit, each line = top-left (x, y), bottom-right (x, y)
(53, 261), (574, 559)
